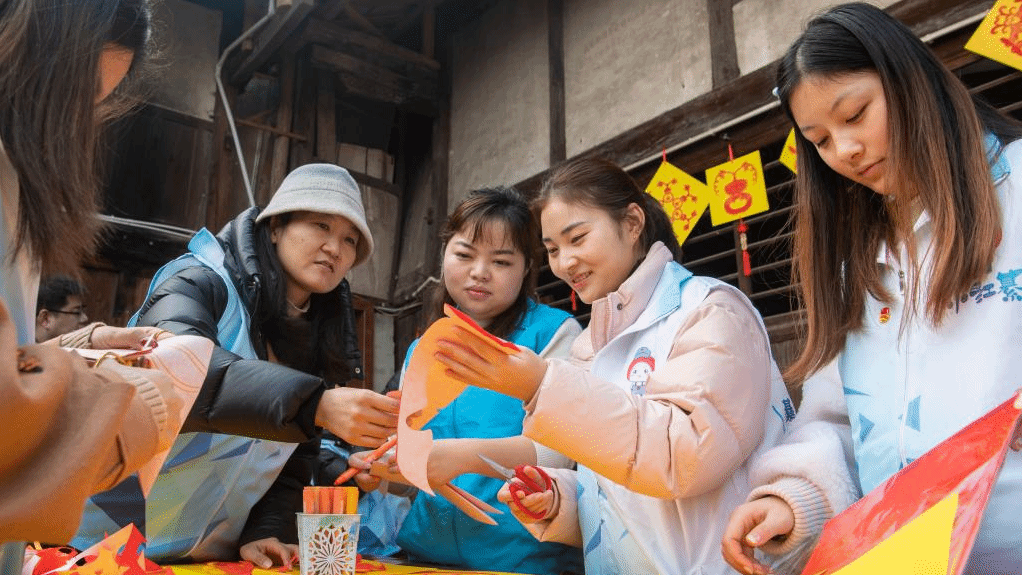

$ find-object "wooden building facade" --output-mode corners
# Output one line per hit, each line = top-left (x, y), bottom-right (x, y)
(76, 0), (1020, 392)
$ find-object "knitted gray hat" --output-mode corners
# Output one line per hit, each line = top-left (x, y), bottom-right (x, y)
(256, 163), (374, 267)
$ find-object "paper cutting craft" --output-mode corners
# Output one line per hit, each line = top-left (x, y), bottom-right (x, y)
(644, 161), (710, 246)
(799, 390), (1022, 575)
(396, 304), (519, 495)
(29, 524), (149, 575)
(780, 129), (798, 174)
(965, 0), (1022, 73)
(367, 458), (502, 526)
(706, 150), (770, 226)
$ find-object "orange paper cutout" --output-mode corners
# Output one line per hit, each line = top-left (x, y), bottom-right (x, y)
(396, 304), (518, 494)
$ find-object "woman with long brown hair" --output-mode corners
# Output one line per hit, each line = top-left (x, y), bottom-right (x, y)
(0, 0), (182, 564)
(722, 4), (1022, 574)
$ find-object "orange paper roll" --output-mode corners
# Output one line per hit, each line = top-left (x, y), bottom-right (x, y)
(318, 487), (332, 514)
(345, 486), (359, 515)
(332, 488), (345, 514)
(302, 487), (316, 514)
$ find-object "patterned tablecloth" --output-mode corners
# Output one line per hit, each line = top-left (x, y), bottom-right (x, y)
(159, 560), (518, 575)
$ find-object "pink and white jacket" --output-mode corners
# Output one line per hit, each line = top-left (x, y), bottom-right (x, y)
(518, 242), (793, 575)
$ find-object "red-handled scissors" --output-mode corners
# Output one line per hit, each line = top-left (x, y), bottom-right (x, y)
(478, 453), (553, 520)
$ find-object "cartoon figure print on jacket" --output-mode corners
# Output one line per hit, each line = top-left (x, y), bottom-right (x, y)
(523, 242), (795, 575)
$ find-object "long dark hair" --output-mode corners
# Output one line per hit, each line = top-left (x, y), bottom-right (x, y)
(0, 0), (152, 271)
(777, 2), (1022, 383)
(426, 187), (539, 339)
(253, 213), (356, 384)
(534, 158), (683, 263)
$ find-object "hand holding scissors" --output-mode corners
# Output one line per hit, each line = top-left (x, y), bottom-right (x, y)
(479, 454), (555, 521)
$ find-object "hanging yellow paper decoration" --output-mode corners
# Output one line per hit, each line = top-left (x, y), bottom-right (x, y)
(780, 128), (798, 174)
(964, 0), (1022, 72)
(706, 150), (770, 227)
(644, 160), (710, 246)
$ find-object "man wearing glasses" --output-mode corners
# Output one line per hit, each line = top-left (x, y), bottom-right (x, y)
(35, 275), (90, 342)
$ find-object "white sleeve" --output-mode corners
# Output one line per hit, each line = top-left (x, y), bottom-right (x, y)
(536, 317), (582, 360)
(747, 358), (861, 556)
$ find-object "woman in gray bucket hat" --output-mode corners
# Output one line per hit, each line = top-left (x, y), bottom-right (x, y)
(72, 164), (399, 567)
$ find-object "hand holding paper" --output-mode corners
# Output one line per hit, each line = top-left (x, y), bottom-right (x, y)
(88, 325), (170, 350)
(434, 325), (548, 402)
(316, 386), (400, 448)
(797, 391), (1022, 575)
(397, 304), (523, 494)
(78, 334), (214, 496)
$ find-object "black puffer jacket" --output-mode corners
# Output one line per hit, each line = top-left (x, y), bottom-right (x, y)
(135, 207), (364, 440)
(133, 206), (364, 546)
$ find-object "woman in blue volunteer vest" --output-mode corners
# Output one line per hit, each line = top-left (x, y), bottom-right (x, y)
(349, 187), (583, 574)
(72, 164), (400, 567)
(722, 4), (1022, 575)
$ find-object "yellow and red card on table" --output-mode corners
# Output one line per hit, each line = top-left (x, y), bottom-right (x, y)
(799, 391), (1022, 575)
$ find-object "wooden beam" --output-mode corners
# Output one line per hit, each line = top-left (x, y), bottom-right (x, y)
(236, 116), (307, 141)
(422, 6), (435, 59)
(547, 0), (565, 164)
(309, 45), (438, 115)
(348, 169), (402, 197)
(208, 84), (239, 230)
(388, 110), (408, 303)
(343, 1), (385, 37)
(707, 0), (739, 88)
(316, 70), (337, 162)
(514, 62), (778, 196)
(290, 56), (316, 167)
(424, 23), (453, 295)
(270, 57), (296, 193)
(299, 18), (440, 70)
(887, 0), (993, 37)
(228, 0), (316, 85)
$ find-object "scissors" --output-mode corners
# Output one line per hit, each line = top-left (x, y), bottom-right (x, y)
(478, 454), (553, 520)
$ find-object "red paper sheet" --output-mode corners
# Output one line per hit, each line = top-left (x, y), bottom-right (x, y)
(800, 391), (1022, 575)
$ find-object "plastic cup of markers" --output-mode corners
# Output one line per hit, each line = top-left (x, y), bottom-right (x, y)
(296, 513), (361, 575)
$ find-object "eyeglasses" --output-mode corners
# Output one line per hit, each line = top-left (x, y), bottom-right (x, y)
(47, 308), (87, 317)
